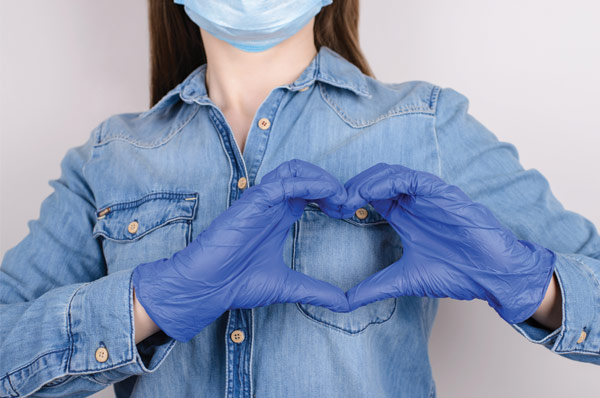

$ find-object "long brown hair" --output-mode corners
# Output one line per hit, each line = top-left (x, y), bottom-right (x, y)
(147, 0), (375, 107)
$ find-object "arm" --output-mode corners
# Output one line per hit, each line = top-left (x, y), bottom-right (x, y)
(434, 87), (600, 364)
(0, 126), (174, 397)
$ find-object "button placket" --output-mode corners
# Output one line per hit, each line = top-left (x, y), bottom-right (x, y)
(230, 329), (245, 344)
(211, 88), (286, 398)
(224, 309), (252, 397)
(242, 88), (286, 183)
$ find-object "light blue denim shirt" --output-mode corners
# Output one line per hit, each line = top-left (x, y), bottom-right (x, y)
(1, 46), (599, 398)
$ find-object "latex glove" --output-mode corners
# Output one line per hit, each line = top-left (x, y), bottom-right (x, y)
(343, 163), (556, 324)
(132, 159), (350, 342)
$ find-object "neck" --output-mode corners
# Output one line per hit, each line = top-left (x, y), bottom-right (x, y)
(200, 19), (317, 119)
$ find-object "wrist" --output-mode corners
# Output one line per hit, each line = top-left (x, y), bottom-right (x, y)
(133, 287), (161, 344)
(531, 272), (563, 330)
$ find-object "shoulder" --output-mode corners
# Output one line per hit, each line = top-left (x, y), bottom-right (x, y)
(92, 68), (204, 149)
(319, 75), (470, 129)
(93, 102), (199, 149)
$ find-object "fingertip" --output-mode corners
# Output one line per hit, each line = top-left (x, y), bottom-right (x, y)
(315, 283), (351, 312)
(329, 296), (351, 313)
(357, 179), (378, 202)
(345, 286), (368, 311)
(317, 287), (351, 313)
(345, 280), (388, 311)
(317, 187), (351, 219)
(284, 270), (350, 312)
(288, 158), (309, 172)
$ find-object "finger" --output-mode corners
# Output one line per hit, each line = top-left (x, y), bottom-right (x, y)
(357, 166), (452, 203)
(343, 163), (392, 212)
(260, 158), (335, 183)
(259, 159), (348, 217)
(245, 177), (344, 212)
(345, 261), (408, 311)
(279, 268), (350, 313)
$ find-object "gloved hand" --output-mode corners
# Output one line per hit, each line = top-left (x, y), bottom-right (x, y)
(132, 159), (350, 342)
(343, 163), (556, 324)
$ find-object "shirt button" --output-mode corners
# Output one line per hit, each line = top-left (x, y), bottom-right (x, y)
(230, 329), (245, 344)
(95, 347), (109, 363)
(355, 208), (368, 220)
(127, 221), (139, 234)
(237, 177), (248, 190)
(258, 118), (271, 130)
(299, 86), (310, 92)
(576, 330), (587, 344)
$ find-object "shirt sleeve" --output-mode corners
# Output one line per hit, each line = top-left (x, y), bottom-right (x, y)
(433, 86), (600, 365)
(0, 125), (176, 397)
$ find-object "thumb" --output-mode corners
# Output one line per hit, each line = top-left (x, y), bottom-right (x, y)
(346, 260), (410, 311)
(279, 268), (350, 313)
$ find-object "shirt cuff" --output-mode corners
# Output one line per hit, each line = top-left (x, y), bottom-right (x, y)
(512, 252), (600, 355)
(67, 269), (176, 383)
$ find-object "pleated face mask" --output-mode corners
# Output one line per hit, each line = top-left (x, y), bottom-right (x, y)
(174, 0), (333, 52)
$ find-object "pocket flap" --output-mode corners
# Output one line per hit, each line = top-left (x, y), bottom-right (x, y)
(93, 192), (198, 241)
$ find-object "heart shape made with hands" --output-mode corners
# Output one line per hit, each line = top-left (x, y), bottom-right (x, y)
(135, 157), (555, 343)
(260, 159), (554, 324)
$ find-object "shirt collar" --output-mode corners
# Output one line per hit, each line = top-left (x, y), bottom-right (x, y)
(164, 45), (371, 107)
(287, 45), (371, 97)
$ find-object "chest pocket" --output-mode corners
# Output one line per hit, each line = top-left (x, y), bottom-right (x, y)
(293, 202), (403, 334)
(93, 192), (199, 273)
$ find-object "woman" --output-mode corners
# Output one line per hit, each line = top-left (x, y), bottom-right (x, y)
(1, 1), (599, 397)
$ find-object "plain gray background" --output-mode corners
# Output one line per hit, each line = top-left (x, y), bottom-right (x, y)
(1, 1), (599, 397)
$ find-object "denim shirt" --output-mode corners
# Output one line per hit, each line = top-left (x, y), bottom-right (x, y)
(1, 46), (599, 398)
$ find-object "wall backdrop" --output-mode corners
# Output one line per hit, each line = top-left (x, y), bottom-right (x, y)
(1, 1), (599, 397)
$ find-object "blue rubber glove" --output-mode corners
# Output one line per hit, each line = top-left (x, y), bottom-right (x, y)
(132, 159), (350, 342)
(343, 163), (556, 324)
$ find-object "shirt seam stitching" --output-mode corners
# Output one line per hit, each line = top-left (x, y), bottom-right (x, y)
(66, 283), (90, 372)
(94, 103), (200, 149)
(431, 85), (443, 177)
(210, 110), (235, 210)
(2, 348), (70, 395)
(319, 83), (434, 129)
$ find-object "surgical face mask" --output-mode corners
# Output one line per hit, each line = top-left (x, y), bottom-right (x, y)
(174, 0), (333, 53)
